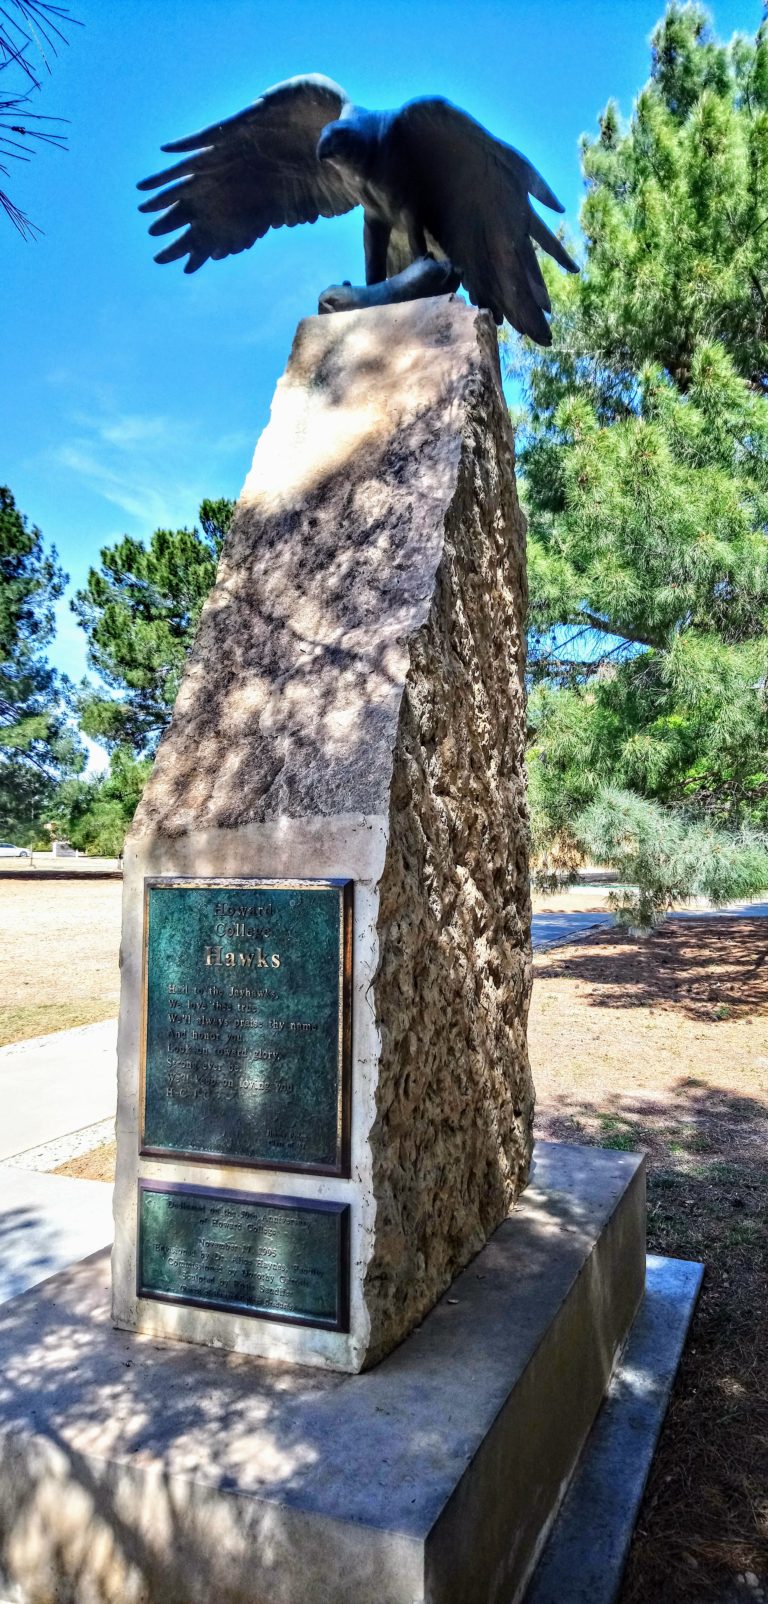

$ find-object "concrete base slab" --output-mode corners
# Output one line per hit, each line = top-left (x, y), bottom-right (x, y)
(525, 1252), (703, 1604)
(0, 1169), (113, 1305)
(0, 1143), (645, 1604)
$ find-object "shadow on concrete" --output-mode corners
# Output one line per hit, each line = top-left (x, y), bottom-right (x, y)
(0, 1145), (638, 1604)
(0, 1172), (113, 1306)
(0, 1205), (63, 1305)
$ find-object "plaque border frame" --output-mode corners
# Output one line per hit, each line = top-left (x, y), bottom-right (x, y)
(139, 876), (353, 1178)
(136, 1178), (351, 1332)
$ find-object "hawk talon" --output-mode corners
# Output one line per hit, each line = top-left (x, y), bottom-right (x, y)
(318, 255), (461, 315)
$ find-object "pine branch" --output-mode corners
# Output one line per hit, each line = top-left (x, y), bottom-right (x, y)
(577, 610), (664, 651)
(0, 1), (78, 234)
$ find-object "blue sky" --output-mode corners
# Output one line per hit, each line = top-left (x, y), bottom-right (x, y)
(3, 0), (761, 712)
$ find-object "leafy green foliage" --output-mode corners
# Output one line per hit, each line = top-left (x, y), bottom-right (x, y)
(55, 749), (152, 857)
(513, 4), (768, 897)
(576, 787), (768, 931)
(72, 498), (234, 756)
(0, 487), (82, 842)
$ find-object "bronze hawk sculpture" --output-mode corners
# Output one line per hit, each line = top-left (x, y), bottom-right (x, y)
(138, 74), (577, 345)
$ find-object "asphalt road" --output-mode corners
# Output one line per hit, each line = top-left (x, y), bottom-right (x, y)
(531, 910), (615, 948)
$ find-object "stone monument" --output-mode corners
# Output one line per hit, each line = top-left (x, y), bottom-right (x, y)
(0, 294), (702, 1604)
(112, 294), (534, 1372)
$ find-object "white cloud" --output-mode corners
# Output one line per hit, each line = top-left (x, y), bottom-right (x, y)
(53, 404), (250, 536)
(57, 442), (182, 527)
(96, 414), (171, 449)
(82, 736), (110, 778)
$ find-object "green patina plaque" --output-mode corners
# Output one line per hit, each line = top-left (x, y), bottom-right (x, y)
(142, 877), (352, 1174)
(138, 1182), (350, 1330)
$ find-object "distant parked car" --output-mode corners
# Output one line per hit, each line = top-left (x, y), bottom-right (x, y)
(0, 842), (30, 858)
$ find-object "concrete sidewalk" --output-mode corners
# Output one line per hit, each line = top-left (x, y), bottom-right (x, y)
(0, 1019), (117, 1163)
(674, 899), (768, 920)
(533, 897), (768, 951)
(0, 1167), (113, 1304)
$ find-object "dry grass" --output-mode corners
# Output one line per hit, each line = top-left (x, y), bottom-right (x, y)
(531, 883), (616, 913)
(531, 917), (768, 1602)
(0, 879), (122, 1045)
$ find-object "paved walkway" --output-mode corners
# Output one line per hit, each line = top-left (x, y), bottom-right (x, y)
(0, 1167), (113, 1304)
(674, 899), (768, 920)
(0, 1023), (116, 1310)
(532, 897), (768, 950)
(0, 1019), (117, 1164)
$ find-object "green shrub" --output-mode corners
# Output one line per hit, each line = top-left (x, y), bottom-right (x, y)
(575, 786), (768, 932)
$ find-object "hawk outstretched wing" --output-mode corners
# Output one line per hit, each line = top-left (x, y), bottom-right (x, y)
(137, 74), (358, 274)
(391, 97), (578, 343)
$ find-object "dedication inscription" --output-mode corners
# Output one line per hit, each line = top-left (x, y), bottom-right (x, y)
(138, 1182), (350, 1329)
(142, 877), (352, 1174)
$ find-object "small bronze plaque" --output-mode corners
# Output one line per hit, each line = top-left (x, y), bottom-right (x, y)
(138, 1181), (350, 1330)
(141, 877), (352, 1175)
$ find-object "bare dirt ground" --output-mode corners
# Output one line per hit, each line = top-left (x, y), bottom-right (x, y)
(0, 856), (120, 875)
(55, 1140), (117, 1181)
(531, 917), (768, 1602)
(0, 878), (122, 1045)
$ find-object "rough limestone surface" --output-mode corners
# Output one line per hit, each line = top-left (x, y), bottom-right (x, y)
(121, 295), (533, 1369)
(363, 327), (532, 1361)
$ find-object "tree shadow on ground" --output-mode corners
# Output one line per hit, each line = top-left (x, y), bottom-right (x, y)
(535, 916), (768, 1022)
(536, 1073), (768, 1602)
(537, 1074), (768, 1166)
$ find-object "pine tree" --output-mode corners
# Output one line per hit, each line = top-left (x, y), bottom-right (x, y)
(0, 487), (82, 841)
(72, 498), (234, 756)
(514, 3), (768, 912)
